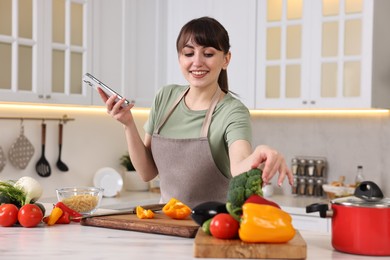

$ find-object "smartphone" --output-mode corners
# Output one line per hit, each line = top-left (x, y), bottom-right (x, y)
(83, 73), (134, 107)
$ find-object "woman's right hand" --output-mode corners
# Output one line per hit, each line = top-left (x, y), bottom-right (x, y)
(97, 87), (135, 125)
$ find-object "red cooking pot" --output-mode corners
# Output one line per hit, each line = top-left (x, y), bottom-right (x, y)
(306, 181), (390, 256)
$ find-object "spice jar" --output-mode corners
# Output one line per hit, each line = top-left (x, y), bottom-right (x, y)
(291, 158), (298, 175)
(298, 178), (306, 195)
(306, 178), (315, 196)
(298, 159), (307, 176)
(314, 178), (323, 197)
(292, 177), (298, 195)
(307, 160), (315, 177)
(315, 160), (325, 177)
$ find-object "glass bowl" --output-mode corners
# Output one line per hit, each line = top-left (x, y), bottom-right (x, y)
(56, 187), (104, 215)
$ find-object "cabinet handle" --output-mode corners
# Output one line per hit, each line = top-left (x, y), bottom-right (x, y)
(302, 100), (308, 105)
(38, 94), (51, 99)
(310, 100), (316, 105)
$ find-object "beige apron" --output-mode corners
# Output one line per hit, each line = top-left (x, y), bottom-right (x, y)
(151, 87), (230, 208)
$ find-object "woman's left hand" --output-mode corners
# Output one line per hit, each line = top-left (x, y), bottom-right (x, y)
(250, 145), (293, 186)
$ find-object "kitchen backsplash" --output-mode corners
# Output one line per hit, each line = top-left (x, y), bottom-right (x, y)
(0, 105), (389, 199)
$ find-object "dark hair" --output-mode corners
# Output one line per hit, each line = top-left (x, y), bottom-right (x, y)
(176, 17), (231, 93)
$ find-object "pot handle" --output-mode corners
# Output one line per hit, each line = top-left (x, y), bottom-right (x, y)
(354, 181), (384, 202)
(306, 203), (332, 218)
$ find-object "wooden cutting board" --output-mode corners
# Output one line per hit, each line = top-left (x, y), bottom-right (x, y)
(194, 229), (307, 259)
(80, 213), (199, 238)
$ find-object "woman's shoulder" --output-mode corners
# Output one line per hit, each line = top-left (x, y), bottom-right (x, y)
(157, 84), (188, 97)
(220, 92), (249, 113)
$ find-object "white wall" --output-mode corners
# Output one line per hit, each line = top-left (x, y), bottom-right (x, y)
(1, 105), (389, 199)
(0, 105), (148, 198)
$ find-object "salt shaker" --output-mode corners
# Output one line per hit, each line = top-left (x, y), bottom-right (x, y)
(262, 183), (274, 197)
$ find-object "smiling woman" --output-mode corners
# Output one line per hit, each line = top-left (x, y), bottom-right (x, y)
(97, 16), (292, 209)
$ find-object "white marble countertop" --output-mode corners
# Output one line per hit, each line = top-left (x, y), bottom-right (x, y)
(1, 192), (384, 259)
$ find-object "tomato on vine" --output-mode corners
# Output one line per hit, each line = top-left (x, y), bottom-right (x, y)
(0, 204), (19, 227)
(209, 213), (239, 239)
(18, 204), (43, 228)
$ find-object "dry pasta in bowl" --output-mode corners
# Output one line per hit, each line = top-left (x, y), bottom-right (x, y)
(56, 187), (104, 215)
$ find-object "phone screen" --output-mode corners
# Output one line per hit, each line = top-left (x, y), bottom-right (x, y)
(83, 73), (133, 107)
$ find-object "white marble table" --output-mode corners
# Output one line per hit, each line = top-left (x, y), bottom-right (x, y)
(1, 223), (383, 260)
(2, 192), (383, 259)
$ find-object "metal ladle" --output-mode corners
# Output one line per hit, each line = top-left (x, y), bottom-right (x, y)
(56, 122), (69, 172)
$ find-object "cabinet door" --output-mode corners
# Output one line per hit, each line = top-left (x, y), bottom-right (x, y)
(92, 0), (161, 108)
(310, 0), (370, 108)
(46, 0), (93, 105)
(256, 0), (311, 108)
(0, 0), (41, 101)
(256, 0), (379, 109)
(0, 0), (93, 105)
(165, 0), (257, 108)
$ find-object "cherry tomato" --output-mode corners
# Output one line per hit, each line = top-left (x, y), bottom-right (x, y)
(0, 204), (19, 227)
(18, 204), (43, 228)
(210, 213), (239, 239)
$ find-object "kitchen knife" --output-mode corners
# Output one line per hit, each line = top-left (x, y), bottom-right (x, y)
(78, 203), (165, 219)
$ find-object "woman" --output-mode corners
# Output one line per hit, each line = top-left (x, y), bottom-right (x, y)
(99, 17), (293, 208)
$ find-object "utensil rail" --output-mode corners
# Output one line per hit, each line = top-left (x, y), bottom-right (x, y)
(0, 115), (75, 123)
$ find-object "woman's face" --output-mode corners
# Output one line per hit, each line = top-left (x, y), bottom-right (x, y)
(178, 39), (230, 90)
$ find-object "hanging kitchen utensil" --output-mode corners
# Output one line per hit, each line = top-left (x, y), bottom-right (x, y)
(8, 121), (35, 170)
(56, 122), (68, 172)
(0, 146), (6, 172)
(354, 180), (384, 202)
(35, 122), (51, 177)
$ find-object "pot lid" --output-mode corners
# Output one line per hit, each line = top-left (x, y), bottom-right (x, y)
(332, 196), (390, 208)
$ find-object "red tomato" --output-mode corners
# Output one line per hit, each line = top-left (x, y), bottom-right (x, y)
(210, 213), (239, 239)
(18, 204), (43, 228)
(0, 204), (19, 227)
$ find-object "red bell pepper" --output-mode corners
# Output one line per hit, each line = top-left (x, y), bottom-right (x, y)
(55, 202), (82, 222)
(244, 194), (281, 209)
(55, 211), (71, 224)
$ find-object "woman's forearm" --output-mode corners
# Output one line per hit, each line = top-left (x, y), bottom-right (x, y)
(123, 121), (158, 182)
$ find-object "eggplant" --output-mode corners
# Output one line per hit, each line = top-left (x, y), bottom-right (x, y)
(191, 201), (228, 226)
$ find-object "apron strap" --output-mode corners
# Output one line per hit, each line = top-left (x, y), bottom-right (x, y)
(200, 87), (222, 138)
(154, 87), (190, 134)
(154, 86), (222, 138)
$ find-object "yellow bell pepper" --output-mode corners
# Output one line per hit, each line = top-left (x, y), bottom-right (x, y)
(136, 206), (155, 219)
(162, 198), (191, 220)
(47, 207), (64, 226)
(239, 203), (296, 243)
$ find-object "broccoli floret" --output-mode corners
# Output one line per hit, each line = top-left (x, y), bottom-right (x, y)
(226, 168), (263, 221)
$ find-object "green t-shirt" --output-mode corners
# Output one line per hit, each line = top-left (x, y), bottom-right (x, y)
(144, 85), (252, 178)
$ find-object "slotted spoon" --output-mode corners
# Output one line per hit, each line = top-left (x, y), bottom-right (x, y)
(35, 123), (51, 177)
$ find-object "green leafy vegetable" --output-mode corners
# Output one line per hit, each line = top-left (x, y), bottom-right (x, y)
(226, 168), (263, 221)
(0, 180), (26, 208)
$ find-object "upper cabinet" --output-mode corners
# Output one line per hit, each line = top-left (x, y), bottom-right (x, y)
(256, 0), (390, 109)
(0, 0), (93, 105)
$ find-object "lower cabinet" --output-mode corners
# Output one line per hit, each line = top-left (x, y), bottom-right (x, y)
(288, 213), (331, 233)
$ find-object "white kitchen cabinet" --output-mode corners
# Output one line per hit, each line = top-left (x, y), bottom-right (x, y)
(287, 210), (331, 233)
(90, 0), (163, 108)
(256, 0), (390, 109)
(0, 0), (94, 105)
(165, 0), (257, 108)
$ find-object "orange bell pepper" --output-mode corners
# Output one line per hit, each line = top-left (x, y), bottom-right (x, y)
(239, 203), (296, 243)
(136, 205), (155, 219)
(162, 198), (191, 220)
(47, 207), (64, 226)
